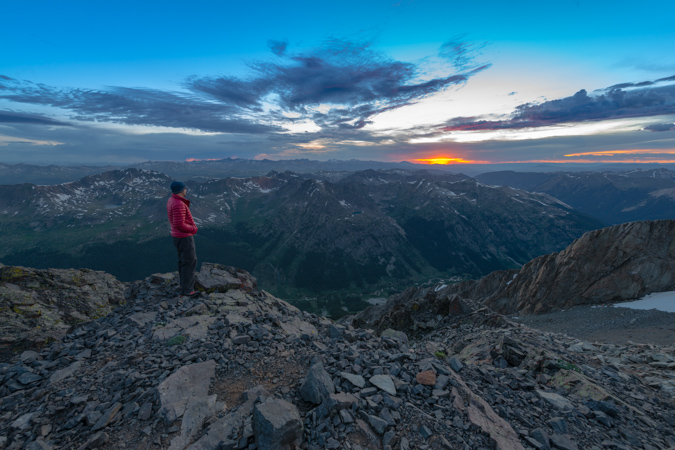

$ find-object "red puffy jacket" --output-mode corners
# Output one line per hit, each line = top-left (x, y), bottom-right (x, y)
(167, 194), (198, 238)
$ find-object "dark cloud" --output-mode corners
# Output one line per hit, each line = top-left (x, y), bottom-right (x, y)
(439, 35), (486, 71)
(188, 38), (488, 129)
(441, 78), (675, 133)
(267, 39), (288, 56)
(0, 38), (487, 136)
(657, 74), (675, 82)
(0, 78), (280, 134)
(0, 110), (72, 127)
(644, 123), (675, 132)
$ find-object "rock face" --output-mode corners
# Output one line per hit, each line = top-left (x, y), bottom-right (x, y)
(0, 263), (125, 361)
(486, 220), (675, 315)
(355, 220), (675, 326)
(0, 263), (673, 450)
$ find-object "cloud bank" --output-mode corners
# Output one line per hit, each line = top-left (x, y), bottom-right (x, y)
(440, 76), (675, 133)
(0, 38), (487, 136)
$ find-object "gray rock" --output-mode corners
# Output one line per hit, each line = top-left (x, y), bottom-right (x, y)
(340, 410), (354, 424)
(158, 360), (216, 420)
(370, 374), (396, 396)
(10, 412), (34, 430)
(381, 329), (409, 345)
(327, 324), (344, 339)
(138, 402), (153, 421)
(188, 386), (268, 450)
(531, 428), (550, 450)
(300, 362), (335, 405)
(253, 398), (304, 450)
(341, 372), (366, 388)
(434, 374), (450, 390)
(550, 434), (579, 450)
(17, 372), (42, 385)
(548, 417), (568, 434)
(356, 419), (382, 449)
(383, 430), (396, 447)
(196, 263), (256, 293)
(92, 402), (122, 431)
(448, 357), (464, 372)
(50, 360), (83, 384)
(25, 440), (52, 450)
(232, 335), (252, 345)
(419, 424), (433, 439)
(0, 265), (124, 357)
(536, 390), (574, 410)
(169, 395), (218, 450)
(366, 414), (388, 435)
(83, 432), (108, 449)
(20, 351), (39, 364)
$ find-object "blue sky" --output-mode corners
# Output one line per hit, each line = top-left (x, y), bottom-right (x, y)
(1, 0), (675, 165)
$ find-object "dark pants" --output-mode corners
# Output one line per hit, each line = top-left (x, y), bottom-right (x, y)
(173, 236), (197, 294)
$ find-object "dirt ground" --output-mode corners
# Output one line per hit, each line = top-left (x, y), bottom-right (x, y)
(510, 304), (675, 346)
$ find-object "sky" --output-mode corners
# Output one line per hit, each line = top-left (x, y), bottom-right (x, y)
(1, 0), (675, 166)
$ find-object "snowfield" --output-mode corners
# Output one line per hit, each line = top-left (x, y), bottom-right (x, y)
(614, 291), (675, 313)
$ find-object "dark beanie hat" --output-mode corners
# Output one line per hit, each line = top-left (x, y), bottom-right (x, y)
(170, 181), (186, 194)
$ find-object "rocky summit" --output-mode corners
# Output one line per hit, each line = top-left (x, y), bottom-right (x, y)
(1, 262), (674, 450)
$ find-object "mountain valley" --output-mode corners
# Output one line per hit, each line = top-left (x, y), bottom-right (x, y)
(0, 168), (602, 315)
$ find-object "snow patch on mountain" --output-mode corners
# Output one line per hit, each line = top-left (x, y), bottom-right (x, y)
(614, 291), (675, 313)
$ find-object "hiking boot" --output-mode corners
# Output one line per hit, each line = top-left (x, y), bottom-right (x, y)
(181, 291), (201, 298)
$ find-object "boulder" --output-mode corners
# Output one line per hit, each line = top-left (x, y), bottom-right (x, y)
(0, 265), (124, 360)
(299, 362), (335, 405)
(158, 360), (216, 422)
(253, 398), (304, 450)
(195, 263), (257, 293)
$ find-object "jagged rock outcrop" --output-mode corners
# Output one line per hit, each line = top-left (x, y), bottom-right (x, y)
(0, 263), (125, 361)
(1, 263), (674, 450)
(356, 220), (675, 328)
(487, 220), (675, 314)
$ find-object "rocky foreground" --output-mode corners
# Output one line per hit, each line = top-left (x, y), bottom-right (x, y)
(1, 263), (674, 450)
(0, 263), (125, 361)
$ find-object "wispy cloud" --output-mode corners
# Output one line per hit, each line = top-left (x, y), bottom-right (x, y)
(0, 38), (488, 137)
(644, 123), (675, 132)
(438, 76), (675, 134)
(0, 110), (73, 127)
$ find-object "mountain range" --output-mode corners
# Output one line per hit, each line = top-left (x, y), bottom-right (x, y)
(0, 168), (601, 313)
(476, 169), (675, 225)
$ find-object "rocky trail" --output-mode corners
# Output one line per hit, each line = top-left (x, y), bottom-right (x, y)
(1, 263), (674, 450)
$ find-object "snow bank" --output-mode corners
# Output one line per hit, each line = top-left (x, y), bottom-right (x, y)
(614, 291), (675, 313)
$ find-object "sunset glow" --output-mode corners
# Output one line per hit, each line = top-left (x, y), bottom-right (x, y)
(415, 157), (476, 165)
(1, 1), (674, 165)
(564, 149), (675, 157)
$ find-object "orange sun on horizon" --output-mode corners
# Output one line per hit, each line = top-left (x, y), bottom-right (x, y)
(414, 157), (477, 164)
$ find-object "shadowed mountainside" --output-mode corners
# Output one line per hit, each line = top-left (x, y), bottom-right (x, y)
(351, 220), (675, 336)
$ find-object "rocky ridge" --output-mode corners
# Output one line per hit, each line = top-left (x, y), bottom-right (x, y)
(356, 220), (675, 328)
(0, 263), (125, 361)
(1, 263), (674, 450)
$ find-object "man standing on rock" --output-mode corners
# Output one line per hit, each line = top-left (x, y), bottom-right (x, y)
(167, 181), (199, 297)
